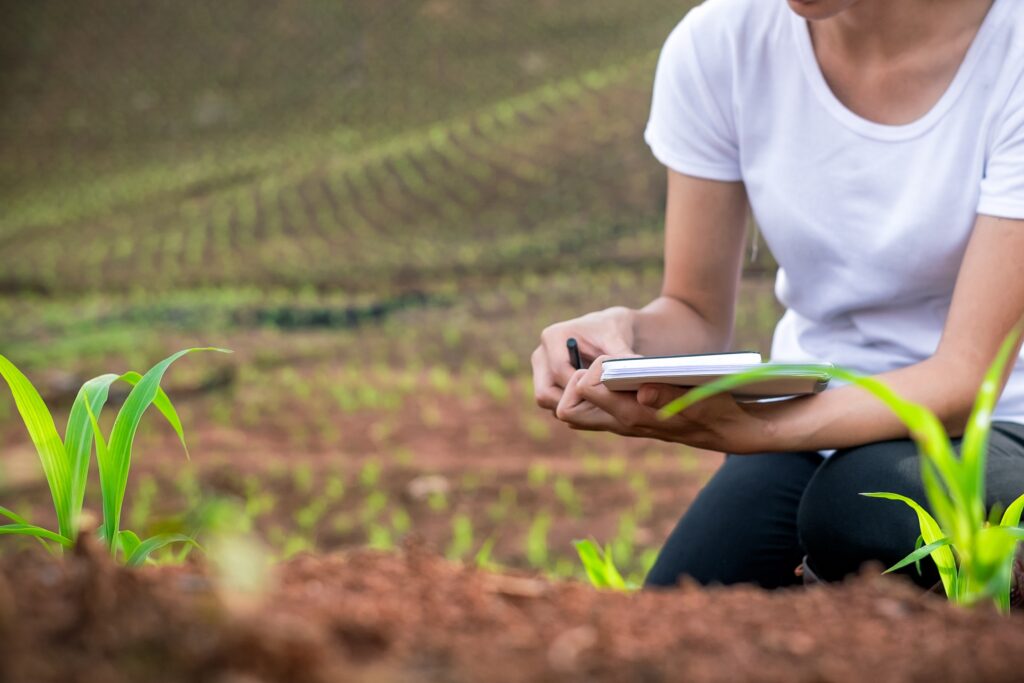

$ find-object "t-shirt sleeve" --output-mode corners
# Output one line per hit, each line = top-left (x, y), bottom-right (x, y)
(644, 13), (741, 182)
(978, 77), (1024, 219)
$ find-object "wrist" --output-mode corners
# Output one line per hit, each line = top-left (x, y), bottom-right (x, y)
(740, 396), (818, 453)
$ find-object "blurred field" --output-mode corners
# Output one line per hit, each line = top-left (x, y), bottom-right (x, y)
(0, 0), (781, 583)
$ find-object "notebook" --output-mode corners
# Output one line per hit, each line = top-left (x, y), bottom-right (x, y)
(600, 351), (833, 399)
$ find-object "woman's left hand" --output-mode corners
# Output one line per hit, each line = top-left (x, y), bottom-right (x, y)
(554, 355), (770, 453)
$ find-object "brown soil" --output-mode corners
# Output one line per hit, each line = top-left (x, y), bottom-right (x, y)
(3, 538), (1023, 683)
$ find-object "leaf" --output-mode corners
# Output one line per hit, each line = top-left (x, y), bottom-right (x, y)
(913, 534), (925, 576)
(119, 371), (190, 460)
(126, 533), (201, 567)
(64, 374), (120, 538)
(884, 537), (952, 574)
(0, 524), (72, 547)
(81, 391), (113, 555)
(100, 348), (228, 545)
(573, 539), (627, 590)
(961, 324), (1024, 530)
(862, 492), (958, 597)
(657, 364), (829, 419)
(0, 354), (72, 540)
(574, 539), (610, 588)
(1000, 491), (1024, 528)
(65, 371), (192, 541)
(117, 530), (142, 559)
(0, 506), (32, 525)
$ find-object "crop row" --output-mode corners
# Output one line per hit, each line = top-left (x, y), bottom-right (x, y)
(1, 54), (663, 296)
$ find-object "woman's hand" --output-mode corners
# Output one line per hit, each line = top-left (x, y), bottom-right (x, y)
(531, 306), (638, 411)
(554, 355), (773, 453)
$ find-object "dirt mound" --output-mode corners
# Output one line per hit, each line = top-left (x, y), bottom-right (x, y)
(1, 541), (1022, 683)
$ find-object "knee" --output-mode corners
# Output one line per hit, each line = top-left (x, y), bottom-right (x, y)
(796, 444), (930, 583)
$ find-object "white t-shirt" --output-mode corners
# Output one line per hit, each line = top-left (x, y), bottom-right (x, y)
(645, 0), (1024, 425)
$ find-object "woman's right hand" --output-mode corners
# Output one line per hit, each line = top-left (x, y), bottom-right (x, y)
(531, 306), (638, 412)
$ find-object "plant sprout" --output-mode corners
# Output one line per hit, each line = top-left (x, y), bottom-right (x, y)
(0, 348), (227, 564)
(574, 539), (633, 590)
(660, 326), (1024, 612)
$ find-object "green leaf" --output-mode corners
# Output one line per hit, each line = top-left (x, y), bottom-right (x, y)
(884, 537), (953, 574)
(0, 354), (72, 540)
(0, 506), (32, 525)
(573, 538), (627, 590)
(0, 524), (72, 547)
(117, 530), (142, 559)
(960, 324), (1023, 533)
(126, 533), (200, 567)
(64, 371), (191, 541)
(962, 323), (1019, 520)
(912, 534), (925, 576)
(1000, 491), (1024, 528)
(657, 364), (830, 419)
(81, 390), (113, 554)
(100, 348), (228, 546)
(64, 374), (120, 539)
(862, 492), (958, 597)
(119, 371), (190, 459)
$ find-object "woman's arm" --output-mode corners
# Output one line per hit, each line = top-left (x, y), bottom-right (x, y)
(749, 213), (1024, 452)
(556, 213), (1024, 452)
(533, 170), (748, 412)
(631, 170), (750, 356)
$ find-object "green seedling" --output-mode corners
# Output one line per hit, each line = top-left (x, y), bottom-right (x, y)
(367, 523), (394, 550)
(324, 475), (346, 502)
(292, 463), (314, 494)
(574, 539), (633, 590)
(527, 462), (550, 487)
(359, 460), (382, 489)
(361, 490), (389, 522)
(661, 325), (1024, 612)
(0, 349), (225, 564)
(554, 476), (582, 518)
(446, 513), (474, 560)
(480, 370), (510, 403)
(475, 536), (497, 570)
(428, 490), (449, 512)
(526, 512), (551, 568)
(390, 508), (412, 535)
(294, 498), (328, 531)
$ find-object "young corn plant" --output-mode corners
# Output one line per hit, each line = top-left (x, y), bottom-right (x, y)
(0, 348), (225, 564)
(573, 539), (633, 590)
(659, 326), (1024, 612)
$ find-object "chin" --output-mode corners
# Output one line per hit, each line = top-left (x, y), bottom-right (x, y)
(786, 0), (851, 21)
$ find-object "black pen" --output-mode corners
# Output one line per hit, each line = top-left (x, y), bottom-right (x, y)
(566, 337), (583, 370)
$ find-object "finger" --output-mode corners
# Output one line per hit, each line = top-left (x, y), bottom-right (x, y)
(555, 369), (588, 419)
(637, 383), (690, 411)
(541, 331), (579, 387)
(531, 346), (563, 410)
(557, 374), (629, 433)
(576, 368), (648, 429)
(574, 336), (637, 365)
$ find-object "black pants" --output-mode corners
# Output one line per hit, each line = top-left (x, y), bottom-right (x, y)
(645, 421), (1024, 589)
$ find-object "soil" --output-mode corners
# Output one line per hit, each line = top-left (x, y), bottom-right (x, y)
(3, 538), (1023, 683)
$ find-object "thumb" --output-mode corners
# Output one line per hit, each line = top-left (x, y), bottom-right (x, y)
(637, 383), (687, 410)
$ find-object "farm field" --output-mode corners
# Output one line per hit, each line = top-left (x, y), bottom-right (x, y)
(3, 0), (779, 585)
(2, 1), (1019, 681)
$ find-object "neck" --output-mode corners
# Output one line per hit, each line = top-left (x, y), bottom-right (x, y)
(813, 0), (994, 60)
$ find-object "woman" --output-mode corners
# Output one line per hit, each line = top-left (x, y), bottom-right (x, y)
(532, 0), (1024, 590)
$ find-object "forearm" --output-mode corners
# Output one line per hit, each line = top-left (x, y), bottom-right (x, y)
(631, 296), (732, 357)
(744, 355), (982, 453)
